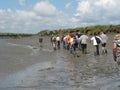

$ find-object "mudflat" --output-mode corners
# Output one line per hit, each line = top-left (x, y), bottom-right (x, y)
(0, 34), (120, 90)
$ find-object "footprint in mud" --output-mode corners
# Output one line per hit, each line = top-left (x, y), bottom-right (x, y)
(38, 67), (54, 71)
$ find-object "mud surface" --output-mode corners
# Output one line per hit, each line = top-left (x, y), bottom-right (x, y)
(0, 34), (120, 90)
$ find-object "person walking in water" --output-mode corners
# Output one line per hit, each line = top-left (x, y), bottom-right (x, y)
(79, 33), (89, 54)
(100, 32), (108, 54)
(52, 35), (57, 50)
(65, 34), (71, 50)
(113, 30), (120, 75)
(39, 37), (43, 48)
(90, 32), (101, 56)
(56, 35), (61, 49)
(69, 35), (75, 54)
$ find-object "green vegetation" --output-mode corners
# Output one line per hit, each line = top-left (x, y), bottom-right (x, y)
(38, 24), (120, 36)
(0, 33), (34, 38)
(1, 24), (120, 38)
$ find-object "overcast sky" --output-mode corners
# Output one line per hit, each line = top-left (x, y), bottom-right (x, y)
(0, 0), (120, 34)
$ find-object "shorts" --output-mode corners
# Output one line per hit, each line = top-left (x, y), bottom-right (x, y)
(101, 43), (106, 47)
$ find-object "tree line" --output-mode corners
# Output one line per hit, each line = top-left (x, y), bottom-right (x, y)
(1, 24), (120, 38)
(38, 24), (120, 36)
(0, 33), (34, 38)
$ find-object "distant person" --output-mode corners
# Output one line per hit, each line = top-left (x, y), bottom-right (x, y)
(65, 34), (71, 50)
(77, 32), (82, 50)
(39, 37), (43, 47)
(100, 32), (108, 54)
(90, 32), (101, 56)
(63, 35), (66, 49)
(69, 35), (75, 54)
(56, 35), (61, 49)
(52, 35), (57, 50)
(79, 33), (89, 54)
(73, 37), (78, 52)
(78, 32), (81, 38)
(50, 34), (54, 44)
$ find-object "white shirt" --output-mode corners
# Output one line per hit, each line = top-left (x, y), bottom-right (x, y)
(91, 36), (101, 45)
(100, 34), (108, 43)
(79, 35), (89, 44)
(56, 36), (60, 41)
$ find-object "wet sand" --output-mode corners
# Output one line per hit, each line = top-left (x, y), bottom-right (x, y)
(0, 34), (120, 90)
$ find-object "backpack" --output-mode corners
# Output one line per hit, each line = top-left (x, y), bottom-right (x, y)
(52, 37), (56, 42)
(116, 40), (120, 47)
(95, 36), (101, 44)
(74, 38), (78, 44)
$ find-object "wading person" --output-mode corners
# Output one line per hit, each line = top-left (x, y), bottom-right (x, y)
(77, 32), (82, 50)
(73, 36), (78, 52)
(113, 30), (120, 61)
(63, 35), (67, 49)
(39, 37), (43, 47)
(79, 33), (89, 54)
(65, 34), (71, 50)
(90, 32), (101, 56)
(56, 35), (61, 49)
(52, 35), (57, 50)
(100, 32), (108, 54)
(69, 35), (75, 54)
(113, 30), (120, 75)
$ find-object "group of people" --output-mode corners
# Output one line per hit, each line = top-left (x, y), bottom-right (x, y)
(90, 32), (108, 55)
(50, 31), (108, 56)
(51, 35), (61, 50)
(39, 30), (120, 75)
(62, 33), (82, 54)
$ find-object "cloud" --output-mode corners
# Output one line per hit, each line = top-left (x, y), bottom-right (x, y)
(0, 1), (74, 33)
(15, 10), (36, 20)
(1, 0), (120, 34)
(74, 0), (120, 26)
(95, 0), (116, 10)
(33, 1), (57, 17)
(19, 0), (26, 6)
(65, 2), (72, 10)
(75, 1), (91, 16)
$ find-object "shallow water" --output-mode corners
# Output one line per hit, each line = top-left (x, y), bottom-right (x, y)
(0, 34), (120, 90)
